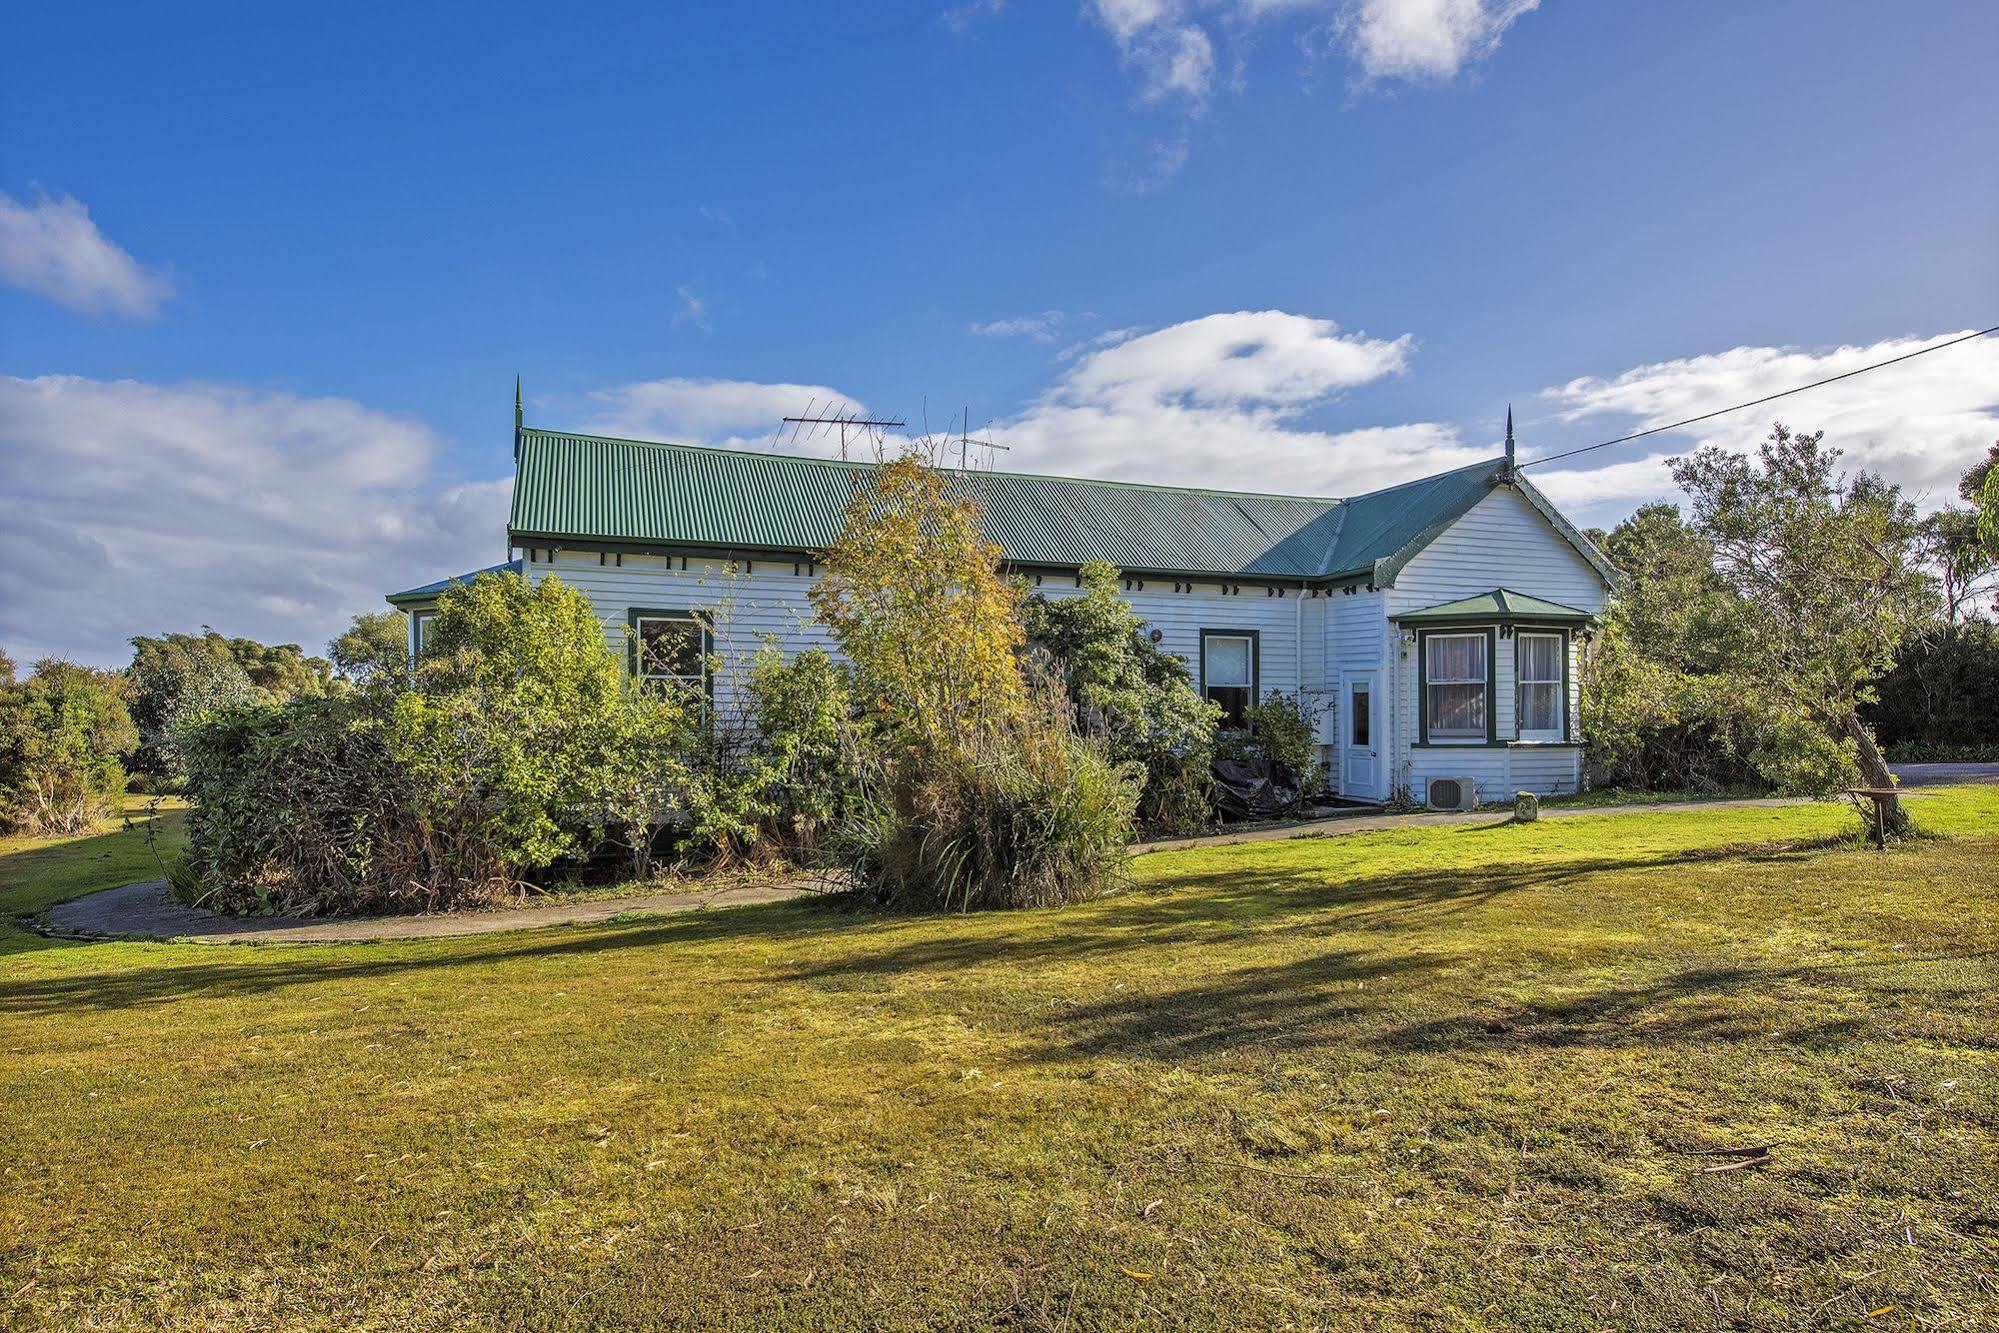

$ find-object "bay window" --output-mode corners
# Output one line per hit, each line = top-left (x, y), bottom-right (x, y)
(1516, 631), (1566, 742)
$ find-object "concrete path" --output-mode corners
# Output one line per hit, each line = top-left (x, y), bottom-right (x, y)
(31, 766), (1991, 945)
(1130, 795), (1811, 854)
(1890, 761), (1999, 787)
(39, 878), (818, 945)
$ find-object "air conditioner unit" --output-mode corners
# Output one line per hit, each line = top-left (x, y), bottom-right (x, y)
(1425, 776), (1480, 811)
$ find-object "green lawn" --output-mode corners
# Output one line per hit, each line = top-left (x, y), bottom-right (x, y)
(3, 792), (1995, 1329)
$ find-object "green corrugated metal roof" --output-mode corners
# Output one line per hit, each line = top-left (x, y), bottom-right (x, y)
(507, 427), (1512, 581)
(1390, 588), (1596, 624)
(386, 559), (521, 606)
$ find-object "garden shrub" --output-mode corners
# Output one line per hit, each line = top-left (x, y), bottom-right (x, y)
(180, 571), (699, 914)
(0, 657), (136, 835)
(739, 645), (870, 855)
(177, 696), (486, 915)
(390, 571), (648, 876)
(1022, 561), (1220, 833)
(813, 454), (1141, 909)
(1239, 689), (1327, 792)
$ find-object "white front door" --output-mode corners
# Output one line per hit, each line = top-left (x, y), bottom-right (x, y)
(1342, 673), (1380, 800)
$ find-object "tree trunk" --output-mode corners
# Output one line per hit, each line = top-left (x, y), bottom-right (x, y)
(1842, 711), (1909, 836)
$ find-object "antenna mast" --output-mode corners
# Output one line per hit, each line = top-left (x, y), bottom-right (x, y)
(954, 405), (1009, 471)
(779, 402), (906, 460)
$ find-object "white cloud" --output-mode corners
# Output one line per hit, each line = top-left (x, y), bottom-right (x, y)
(588, 376), (872, 452)
(1335, 0), (1538, 82)
(1088, 1), (1217, 103)
(0, 376), (509, 667)
(988, 309), (1486, 492)
(970, 310), (1067, 340)
(1087, 1), (1535, 108)
(1534, 331), (1999, 527)
(0, 188), (173, 319)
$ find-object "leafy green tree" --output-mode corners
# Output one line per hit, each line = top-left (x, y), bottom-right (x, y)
(127, 630), (340, 777)
(389, 571), (682, 879)
(1022, 561), (1220, 831)
(0, 659), (137, 834)
(1962, 440), (1999, 561)
(1916, 508), (1996, 627)
(1671, 425), (1935, 827)
(328, 611), (410, 682)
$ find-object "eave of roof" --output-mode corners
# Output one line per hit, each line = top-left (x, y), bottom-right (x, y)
(385, 559), (521, 607)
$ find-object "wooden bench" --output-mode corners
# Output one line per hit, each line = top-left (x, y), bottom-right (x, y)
(1845, 787), (1902, 850)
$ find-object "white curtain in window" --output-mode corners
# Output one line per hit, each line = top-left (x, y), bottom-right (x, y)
(1427, 634), (1485, 681)
(1426, 633), (1488, 738)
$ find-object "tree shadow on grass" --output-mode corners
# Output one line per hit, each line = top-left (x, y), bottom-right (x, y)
(1021, 945), (1988, 1068)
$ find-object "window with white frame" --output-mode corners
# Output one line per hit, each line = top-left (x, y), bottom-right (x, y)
(632, 612), (708, 696)
(410, 611), (436, 659)
(1424, 632), (1489, 742)
(1516, 631), (1565, 742)
(1201, 631), (1256, 727)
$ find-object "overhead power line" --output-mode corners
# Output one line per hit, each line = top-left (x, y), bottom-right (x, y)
(1515, 323), (1999, 471)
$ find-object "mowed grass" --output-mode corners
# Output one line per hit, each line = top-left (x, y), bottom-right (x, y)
(0, 795), (184, 924)
(2, 793), (1995, 1330)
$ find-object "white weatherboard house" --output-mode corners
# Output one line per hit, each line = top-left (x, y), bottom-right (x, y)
(389, 419), (1619, 806)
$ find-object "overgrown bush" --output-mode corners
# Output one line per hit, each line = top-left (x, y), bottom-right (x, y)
(813, 453), (1140, 909)
(180, 572), (697, 914)
(1239, 689), (1327, 791)
(390, 572), (659, 876)
(739, 645), (870, 855)
(1022, 561), (1220, 833)
(0, 657), (136, 835)
(177, 695), (493, 915)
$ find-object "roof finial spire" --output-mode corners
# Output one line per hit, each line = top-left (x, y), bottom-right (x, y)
(1502, 404), (1516, 480)
(515, 375), (523, 432)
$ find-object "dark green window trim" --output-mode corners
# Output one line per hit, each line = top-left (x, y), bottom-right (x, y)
(1513, 627), (1571, 743)
(1417, 627), (1498, 746)
(1198, 628), (1261, 727)
(626, 607), (714, 701)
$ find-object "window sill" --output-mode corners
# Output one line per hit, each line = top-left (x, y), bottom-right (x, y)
(1413, 740), (1499, 749)
(1509, 740), (1579, 748)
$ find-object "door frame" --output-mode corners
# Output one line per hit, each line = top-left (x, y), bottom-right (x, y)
(1341, 670), (1381, 800)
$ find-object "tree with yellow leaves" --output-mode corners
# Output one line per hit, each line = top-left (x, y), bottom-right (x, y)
(810, 453), (1027, 744)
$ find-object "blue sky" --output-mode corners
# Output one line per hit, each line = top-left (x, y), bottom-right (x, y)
(3, 1), (1996, 664)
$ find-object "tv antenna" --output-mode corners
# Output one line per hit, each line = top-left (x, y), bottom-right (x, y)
(953, 405), (1009, 471)
(779, 399), (905, 460)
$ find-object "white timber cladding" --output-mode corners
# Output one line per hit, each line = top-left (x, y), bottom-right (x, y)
(516, 480), (1611, 805)
(525, 550), (1307, 712)
(1384, 486), (1607, 802)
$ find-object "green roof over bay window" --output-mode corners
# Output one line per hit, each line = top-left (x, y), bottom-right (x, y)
(1390, 588), (1597, 625)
